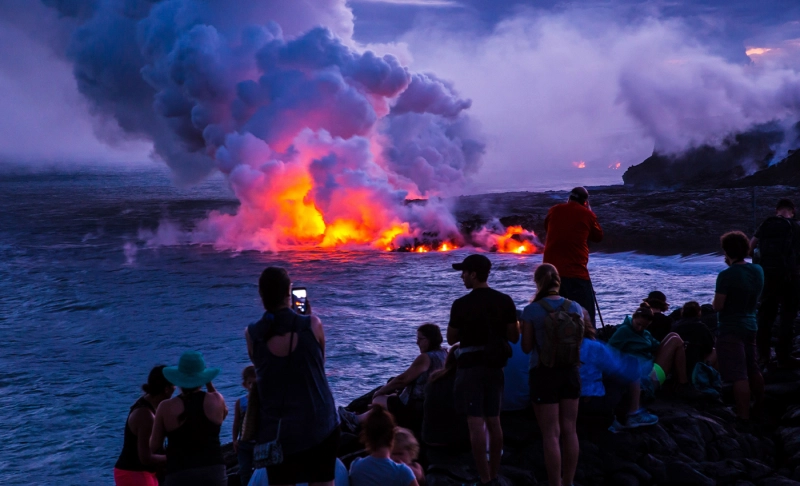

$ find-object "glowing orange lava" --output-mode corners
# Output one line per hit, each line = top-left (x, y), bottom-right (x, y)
(609, 162), (621, 170)
(572, 161), (586, 169)
(495, 226), (538, 254)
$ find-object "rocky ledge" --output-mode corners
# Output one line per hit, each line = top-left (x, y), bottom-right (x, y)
(454, 185), (800, 256)
(223, 323), (800, 485)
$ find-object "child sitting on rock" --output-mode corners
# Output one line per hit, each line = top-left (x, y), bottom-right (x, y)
(391, 427), (425, 486)
(350, 405), (419, 486)
(608, 302), (702, 400)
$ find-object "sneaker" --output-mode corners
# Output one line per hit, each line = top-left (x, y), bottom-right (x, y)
(674, 382), (704, 401)
(338, 406), (360, 433)
(608, 418), (626, 434)
(626, 409), (659, 428)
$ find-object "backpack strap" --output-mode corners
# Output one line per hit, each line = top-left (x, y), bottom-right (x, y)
(538, 299), (555, 313)
(560, 299), (573, 312)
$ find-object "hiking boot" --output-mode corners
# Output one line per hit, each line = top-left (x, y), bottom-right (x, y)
(338, 406), (360, 433)
(674, 382), (704, 401)
(626, 409), (659, 428)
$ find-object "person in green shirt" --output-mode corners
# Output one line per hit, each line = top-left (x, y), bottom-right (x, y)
(608, 303), (700, 399)
(713, 231), (765, 423)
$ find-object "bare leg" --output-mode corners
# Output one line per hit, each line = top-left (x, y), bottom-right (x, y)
(486, 417), (503, 480)
(467, 417), (491, 483)
(655, 334), (688, 384)
(749, 371), (764, 418)
(732, 379), (751, 419)
(354, 394), (390, 423)
(559, 399), (580, 486)
(628, 382), (641, 413)
(534, 403), (562, 486)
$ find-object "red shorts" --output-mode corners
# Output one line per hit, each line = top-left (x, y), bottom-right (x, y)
(114, 468), (158, 486)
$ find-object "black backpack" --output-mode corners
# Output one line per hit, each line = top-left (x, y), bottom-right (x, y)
(755, 217), (798, 278)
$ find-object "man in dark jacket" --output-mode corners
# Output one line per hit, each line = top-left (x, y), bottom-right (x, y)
(750, 198), (800, 368)
(543, 187), (603, 327)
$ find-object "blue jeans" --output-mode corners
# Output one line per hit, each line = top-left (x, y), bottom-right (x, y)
(560, 277), (596, 327)
(238, 441), (255, 486)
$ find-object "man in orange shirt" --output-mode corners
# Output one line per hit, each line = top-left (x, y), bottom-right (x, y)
(542, 187), (604, 327)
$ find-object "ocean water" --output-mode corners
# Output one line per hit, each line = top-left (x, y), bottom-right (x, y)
(0, 167), (725, 485)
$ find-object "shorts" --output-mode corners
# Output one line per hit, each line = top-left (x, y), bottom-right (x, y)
(114, 469), (158, 486)
(265, 428), (340, 484)
(529, 366), (581, 405)
(454, 366), (504, 417)
(717, 332), (759, 383)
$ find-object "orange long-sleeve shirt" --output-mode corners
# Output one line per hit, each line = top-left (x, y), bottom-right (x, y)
(542, 201), (603, 280)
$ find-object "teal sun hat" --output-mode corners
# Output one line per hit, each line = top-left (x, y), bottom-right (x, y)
(163, 351), (220, 389)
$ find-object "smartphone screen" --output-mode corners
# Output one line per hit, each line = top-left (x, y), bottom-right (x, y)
(292, 287), (307, 314)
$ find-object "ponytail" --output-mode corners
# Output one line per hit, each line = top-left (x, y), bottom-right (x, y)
(533, 263), (561, 302)
(633, 302), (654, 320)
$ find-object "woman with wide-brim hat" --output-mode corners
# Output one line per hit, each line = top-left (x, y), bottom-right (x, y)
(150, 351), (228, 486)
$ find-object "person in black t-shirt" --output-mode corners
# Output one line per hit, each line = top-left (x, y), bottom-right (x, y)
(447, 254), (518, 486)
(750, 198), (800, 368)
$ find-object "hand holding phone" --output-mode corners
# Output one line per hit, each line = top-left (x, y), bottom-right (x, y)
(292, 287), (308, 314)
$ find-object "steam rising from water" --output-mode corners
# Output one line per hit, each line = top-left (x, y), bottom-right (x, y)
(39, 0), (484, 251)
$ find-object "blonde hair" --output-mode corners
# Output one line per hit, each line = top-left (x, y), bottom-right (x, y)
(392, 427), (419, 460)
(533, 263), (561, 302)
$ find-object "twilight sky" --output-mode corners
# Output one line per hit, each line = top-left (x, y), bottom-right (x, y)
(1, 0), (799, 191)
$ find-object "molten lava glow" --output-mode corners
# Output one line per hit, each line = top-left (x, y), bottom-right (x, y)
(572, 161), (587, 169)
(495, 226), (538, 254)
(609, 162), (621, 169)
(746, 47), (772, 56)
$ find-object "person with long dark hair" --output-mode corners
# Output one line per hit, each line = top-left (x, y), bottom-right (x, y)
(340, 323), (447, 431)
(114, 365), (175, 486)
(246, 266), (339, 486)
(149, 351), (228, 486)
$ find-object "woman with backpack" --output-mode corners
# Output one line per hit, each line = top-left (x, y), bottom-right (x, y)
(521, 263), (583, 486)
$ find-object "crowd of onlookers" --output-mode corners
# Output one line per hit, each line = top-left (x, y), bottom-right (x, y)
(111, 194), (800, 486)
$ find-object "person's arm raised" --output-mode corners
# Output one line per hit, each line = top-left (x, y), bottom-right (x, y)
(588, 211), (604, 243)
(132, 408), (166, 467)
(375, 353), (431, 396)
(311, 314), (326, 358)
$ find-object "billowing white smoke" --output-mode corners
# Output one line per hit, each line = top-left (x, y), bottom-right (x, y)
(401, 9), (800, 189)
(39, 0), (485, 251)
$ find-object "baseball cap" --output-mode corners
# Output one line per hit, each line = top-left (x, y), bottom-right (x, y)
(452, 254), (492, 274)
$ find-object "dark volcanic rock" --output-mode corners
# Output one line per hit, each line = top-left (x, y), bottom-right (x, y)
(455, 185), (800, 255)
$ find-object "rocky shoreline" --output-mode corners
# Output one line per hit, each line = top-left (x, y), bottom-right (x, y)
(454, 185), (800, 256)
(221, 321), (800, 486)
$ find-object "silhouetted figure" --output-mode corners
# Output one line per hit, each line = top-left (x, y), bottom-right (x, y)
(447, 254), (519, 485)
(715, 232), (765, 423)
(543, 187), (604, 327)
(751, 198), (800, 367)
(246, 267), (339, 485)
(114, 365), (175, 486)
(150, 351), (228, 486)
